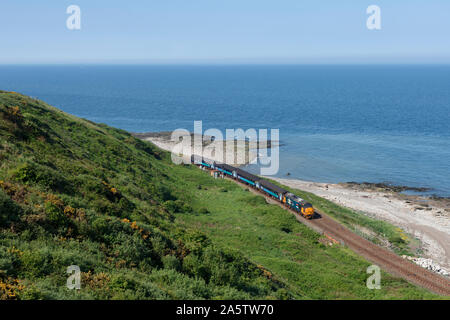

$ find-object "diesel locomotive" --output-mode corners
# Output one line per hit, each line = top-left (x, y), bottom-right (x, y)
(191, 155), (315, 219)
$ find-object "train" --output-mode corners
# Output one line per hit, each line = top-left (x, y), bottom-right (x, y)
(191, 155), (315, 219)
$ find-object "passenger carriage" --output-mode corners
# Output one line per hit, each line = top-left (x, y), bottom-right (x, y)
(191, 155), (315, 219)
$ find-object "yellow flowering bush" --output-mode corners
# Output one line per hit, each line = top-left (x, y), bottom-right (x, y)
(395, 227), (409, 242)
(121, 218), (151, 240)
(63, 205), (76, 216)
(0, 278), (25, 300)
(7, 246), (24, 257)
(82, 271), (110, 291)
(1, 105), (23, 124)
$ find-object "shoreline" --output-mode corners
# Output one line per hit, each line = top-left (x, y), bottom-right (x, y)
(269, 176), (450, 273)
(136, 133), (449, 274)
(133, 131), (275, 166)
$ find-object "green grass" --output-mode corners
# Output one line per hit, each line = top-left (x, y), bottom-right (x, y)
(266, 179), (414, 255)
(167, 168), (439, 299)
(0, 91), (440, 299)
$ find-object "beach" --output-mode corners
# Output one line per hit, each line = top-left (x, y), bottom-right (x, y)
(270, 177), (450, 271)
(134, 132), (273, 166)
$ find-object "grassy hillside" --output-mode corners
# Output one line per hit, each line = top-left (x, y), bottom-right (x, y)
(0, 91), (437, 299)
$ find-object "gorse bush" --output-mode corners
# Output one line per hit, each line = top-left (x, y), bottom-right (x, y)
(0, 189), (23, 228)
(0, 92), (436, 300)
(0, 92), (287, 300)
(163, 199), (193, 214)
(11, 162), (70, 193)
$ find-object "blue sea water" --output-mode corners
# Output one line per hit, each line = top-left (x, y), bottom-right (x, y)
(0, 65), (449, 195)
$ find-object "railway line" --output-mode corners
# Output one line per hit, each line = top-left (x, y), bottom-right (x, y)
(193, 154), (450, 296)
(230, 177), (450, 296)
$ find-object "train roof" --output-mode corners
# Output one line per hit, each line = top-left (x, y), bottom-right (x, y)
(215, 163), (236, 172)
(202, 157), (215, 164)
(285, 192), (305, 202)
(258, 179), (288, 195)
(235, 168), (259, 182)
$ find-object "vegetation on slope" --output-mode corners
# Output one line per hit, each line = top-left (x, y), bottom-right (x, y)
(0, 91), (437, 299)
(166, 169), (438, 299)
(0, 91), (285, 299)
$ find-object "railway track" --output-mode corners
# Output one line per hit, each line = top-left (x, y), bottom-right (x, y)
(311, 214), (450, 296)
(230, 177), (450, 296)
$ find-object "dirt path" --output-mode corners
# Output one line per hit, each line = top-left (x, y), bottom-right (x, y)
(230, 178), (450, 296)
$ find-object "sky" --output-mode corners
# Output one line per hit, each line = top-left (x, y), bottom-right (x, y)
(1, 0), (449, 64)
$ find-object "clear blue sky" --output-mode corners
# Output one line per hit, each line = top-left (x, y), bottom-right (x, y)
(1, 0), (449, 64)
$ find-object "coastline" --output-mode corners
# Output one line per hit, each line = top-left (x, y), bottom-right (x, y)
(270, 177), (450, 272)
(133, 131), (275, 166)
(136, 133), (449, 274)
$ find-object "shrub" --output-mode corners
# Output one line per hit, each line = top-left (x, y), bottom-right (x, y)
(389, 235), (407, 246)
(11, 162), (70, 193)
(17, 285), (45, 300)
(0, 189), (22, 227)
(10, 163), (37, 184)
(182, 230), (211, 254)
(20, 249), (54, 278)
(112, 233), (158, 269)
(281, 227), (292, 233)
(0, 247), (16, 276)
(182, 254), (210, 280)
(90, 216), (111, 236)
(108, 272), (169, 299)
(163, 200), (193, 214)
(151, 184), (176, 202)
(44, 200), (68, 226)
(162, 255), (181, 271)
(1, 105), (23, 124)
(149, 268), (211, 299)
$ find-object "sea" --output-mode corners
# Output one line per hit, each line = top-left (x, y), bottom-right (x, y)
(0, 65), (449, 196)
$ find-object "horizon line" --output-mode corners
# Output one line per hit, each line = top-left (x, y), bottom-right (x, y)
(1, 62), (450, 67)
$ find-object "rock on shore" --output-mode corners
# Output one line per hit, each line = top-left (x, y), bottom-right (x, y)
(402, 255), (449, 277)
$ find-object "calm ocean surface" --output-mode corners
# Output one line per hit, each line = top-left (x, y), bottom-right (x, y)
(0, 65), (449, 195)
